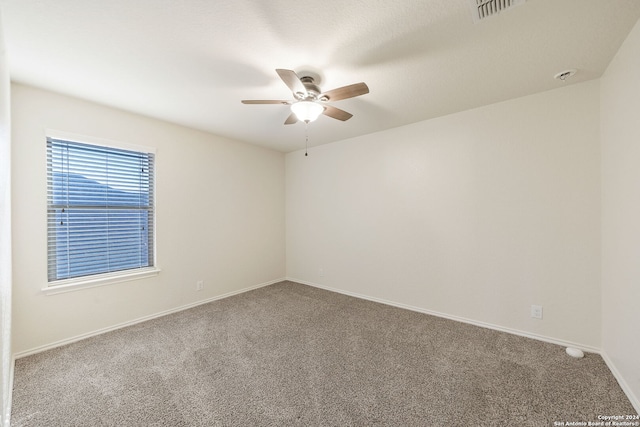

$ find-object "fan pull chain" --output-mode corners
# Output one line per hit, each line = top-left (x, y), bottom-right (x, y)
(305, 121), (309, 157)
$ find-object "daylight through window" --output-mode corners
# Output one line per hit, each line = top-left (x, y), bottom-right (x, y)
(46, 137), (155, 283)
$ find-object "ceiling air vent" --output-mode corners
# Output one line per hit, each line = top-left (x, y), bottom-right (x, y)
(469, 0), (527, 23)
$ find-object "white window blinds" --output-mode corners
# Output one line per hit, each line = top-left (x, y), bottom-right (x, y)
(47, 137), (155, 283)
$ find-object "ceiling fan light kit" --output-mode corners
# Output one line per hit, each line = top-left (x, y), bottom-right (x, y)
(291, 100), (324, 123)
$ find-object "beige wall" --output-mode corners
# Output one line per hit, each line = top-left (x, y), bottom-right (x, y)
(286, 80), (602, 348)
(601, 19), (640, 411)
(11, 84), (286, 354)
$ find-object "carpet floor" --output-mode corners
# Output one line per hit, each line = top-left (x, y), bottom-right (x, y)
(11, 281), (636, 426)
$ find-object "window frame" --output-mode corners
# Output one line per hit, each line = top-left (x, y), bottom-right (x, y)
(43, 130), (160, 295)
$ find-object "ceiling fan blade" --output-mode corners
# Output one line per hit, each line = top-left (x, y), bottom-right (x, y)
(284, 112), (298, 125)
(323, 105), (353, 121)
(276, 69), (307, 98)
(241, 100), (291, 104)
(321, 82), (369, 101)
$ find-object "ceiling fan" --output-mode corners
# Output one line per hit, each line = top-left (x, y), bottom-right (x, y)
(241, 69), (369, 124)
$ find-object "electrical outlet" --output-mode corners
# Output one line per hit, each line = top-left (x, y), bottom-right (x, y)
(531, 305), (543, 319)
(196, 280), (204, 291)
(318, 267), (324, 277)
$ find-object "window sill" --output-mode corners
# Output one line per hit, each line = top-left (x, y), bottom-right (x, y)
(42, 267), (161, 295)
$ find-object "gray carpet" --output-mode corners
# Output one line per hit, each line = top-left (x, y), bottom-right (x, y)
(11, 281), (636, 426)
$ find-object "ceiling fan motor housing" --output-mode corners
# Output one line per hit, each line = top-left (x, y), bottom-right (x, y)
(299, 76), (323, 100)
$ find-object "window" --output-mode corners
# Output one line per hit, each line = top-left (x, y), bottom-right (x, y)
(47, 136), (155, 285)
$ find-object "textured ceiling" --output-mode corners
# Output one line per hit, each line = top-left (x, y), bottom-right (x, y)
(2, 0), (640, 152)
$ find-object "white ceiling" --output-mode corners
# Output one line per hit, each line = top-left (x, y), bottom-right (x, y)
(2, 0), (640, 152)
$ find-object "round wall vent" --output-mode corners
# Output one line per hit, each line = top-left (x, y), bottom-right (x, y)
(554, 69), (578, 81)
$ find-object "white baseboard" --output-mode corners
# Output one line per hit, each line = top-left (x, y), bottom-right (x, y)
(287, 277), (601, 353)
(601, 351), (640, 414)
(14, 278), (285, 360)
